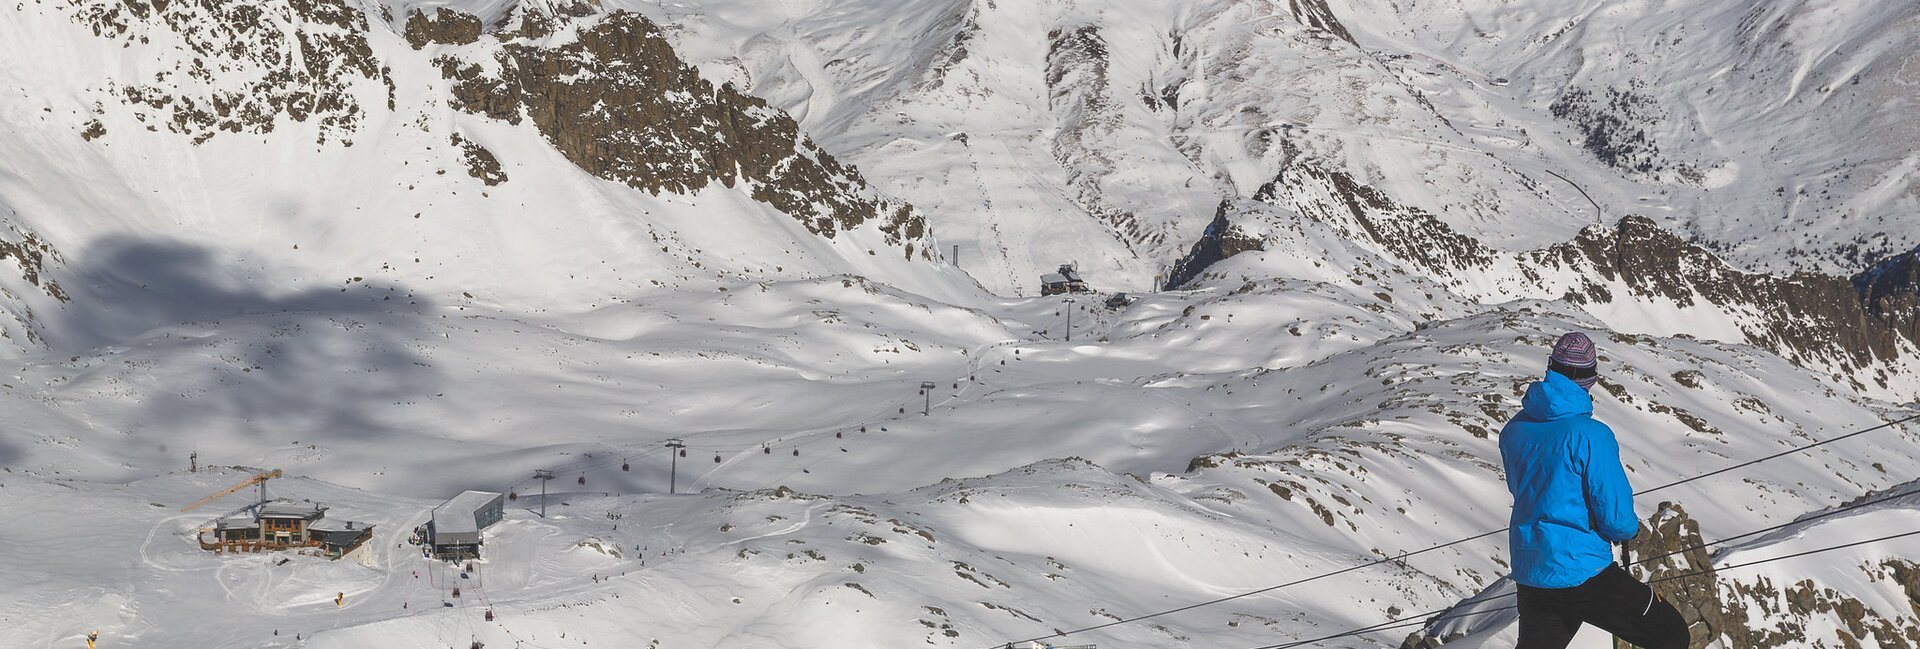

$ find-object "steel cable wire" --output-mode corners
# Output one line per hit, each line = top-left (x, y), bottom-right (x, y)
(990, 411), (1920, 649)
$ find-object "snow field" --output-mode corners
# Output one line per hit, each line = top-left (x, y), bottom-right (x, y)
(4, 272), (1915, 647)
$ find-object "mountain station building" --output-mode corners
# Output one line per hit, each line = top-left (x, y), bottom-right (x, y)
(426, 490), (506, 560)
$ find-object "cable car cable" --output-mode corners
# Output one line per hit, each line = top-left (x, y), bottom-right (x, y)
(989, 411), (1920, 649)
(1254, 526), (1920, 649)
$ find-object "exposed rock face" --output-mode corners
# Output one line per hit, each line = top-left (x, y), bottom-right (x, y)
(57, 2), (927, 256)
(1044, 24), (1152, 249)
(1178, 153), (1916, 387)
(1165, 201), (1264, 289)
(0, 221), (68, 349)
(436, 10), (929, 249)
(915, 4), (980, 94)
(450, 133), (507, 186)
(1720, 562), (1920, 649)
(1288, 0), (1355, 45)
(1624, 502), (1729, 648)
(1855, 248), (1920, 343)
(0, 224), (68, 303)
(1548, 82), (1714, 186)
(1540, 216), (1919, 384)
(1249, 162), (1498, 277)
(1550, 86), (1660, 176)
(403, 7), (482, 49)
(65, 0), (392, 145)
(1623, 502), (1920, 649)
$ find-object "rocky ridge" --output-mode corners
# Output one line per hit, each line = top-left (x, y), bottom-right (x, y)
(1855, 249), (1920, 345)
(1402, 502), (1920, 649)
(53, 0), (931, 253)
(1539, 217), (1918, 389)
(0, 220), (68, 347)
(1169, 155), (1920, 396)
(427, 8), (930, 252)
(1634, 503), (1920, 649)
(64, 0), (393, 145)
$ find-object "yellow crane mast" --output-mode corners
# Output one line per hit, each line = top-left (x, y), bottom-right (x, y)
(181, 469), (282, 512)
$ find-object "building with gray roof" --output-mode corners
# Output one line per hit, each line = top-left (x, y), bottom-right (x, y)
(426, 490), (505, 560)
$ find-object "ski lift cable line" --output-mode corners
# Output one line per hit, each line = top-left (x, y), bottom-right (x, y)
(1261, 486), (1920, 647)
(491, 390), (930, 494)
(988, 411), (1920, 649)
(1633, 411), (1920, 496)
(506, 386), (932, 486)
(1635, 481), (1920, 566)
(1252, 526), (1920, 649)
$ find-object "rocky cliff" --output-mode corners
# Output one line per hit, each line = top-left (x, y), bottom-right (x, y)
(1539, 217), (1919, 390)
(1169, 155), (1919, 395)
(1856, 249), (1920, 346)
(429, 8), (929, 252)
(1629, 502), (1920, 649)
(65, 0), (392, 146)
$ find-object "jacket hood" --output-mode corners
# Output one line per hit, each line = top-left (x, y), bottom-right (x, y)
(1520, 370), (1593, 421)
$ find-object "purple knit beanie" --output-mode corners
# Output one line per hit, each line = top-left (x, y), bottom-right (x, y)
(1548, 332), (1600, 389)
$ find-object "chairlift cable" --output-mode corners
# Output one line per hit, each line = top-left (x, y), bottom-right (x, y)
(1251, 526), (1920, 649)
(1632, 412), (1920, 496)
(988, 411), (1920, 649)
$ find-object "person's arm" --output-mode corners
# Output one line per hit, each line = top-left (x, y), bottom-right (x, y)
(1582, 423), (1639, 542)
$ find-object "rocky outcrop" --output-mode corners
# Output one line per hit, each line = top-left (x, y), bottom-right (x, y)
(450, 133), (507, 186)
(1625, 502), (1730, 648)
(436, 10), (929, 250)
(1183, 152), (1914, 385)
(66, 0), (391, 145)
(1165, 201), (1264, 289)
(0, 221), (68, 350)
(1855, 248), (1920, 343)
(1626, 502), (1920, 649)
(1720, 563), (1920, 649)
(1540, 216), (1919, 382)
(1549, 85), (1663, 176)
(915, 4), (980, 94)
(1044, 24), (1156, 250)
(1250, 162), (1498, 277)
(403, 7), (482, 49)
(1409, 502), (1920, 649)
(1288, 0), (1355, 45)
(0, 223), (69, 303)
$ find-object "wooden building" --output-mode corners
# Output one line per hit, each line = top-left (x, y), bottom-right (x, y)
(204, 499), (373, 557)
(1040, 263), (1089, 296)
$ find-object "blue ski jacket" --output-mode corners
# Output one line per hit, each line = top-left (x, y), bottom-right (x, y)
(1498, 371), (1638, 588)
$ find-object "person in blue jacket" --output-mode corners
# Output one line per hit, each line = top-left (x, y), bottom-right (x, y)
(1499, 332), (1688, 648)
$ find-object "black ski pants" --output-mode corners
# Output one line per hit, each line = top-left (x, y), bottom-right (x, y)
(1515, 563), (1688, 649)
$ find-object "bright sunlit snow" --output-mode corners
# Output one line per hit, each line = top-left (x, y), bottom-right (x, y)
(1, 1), (1917, 648)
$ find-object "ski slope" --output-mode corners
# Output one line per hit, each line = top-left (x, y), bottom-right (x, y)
(2, 274), (1916, 648)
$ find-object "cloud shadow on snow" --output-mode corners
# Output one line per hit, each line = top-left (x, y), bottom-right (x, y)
(44, 236), (444, 461)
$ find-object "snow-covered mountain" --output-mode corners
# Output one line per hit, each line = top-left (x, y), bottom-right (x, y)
(643, 0), (1920, 293)
(1, 1), (1917, 648)
(0, 0), (971, 357)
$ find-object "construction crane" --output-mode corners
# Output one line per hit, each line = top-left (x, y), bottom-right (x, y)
(181, 469), (282, 513)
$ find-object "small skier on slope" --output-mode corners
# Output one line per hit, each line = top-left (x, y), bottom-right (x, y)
(1499, 332), (1688, 648)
